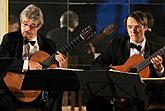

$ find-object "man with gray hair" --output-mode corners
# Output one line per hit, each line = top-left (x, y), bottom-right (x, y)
(60, 10), (79, 32)
(0, 4), (67, 111)
(47, 10), (79, 50)
(47, 10), (90, 66)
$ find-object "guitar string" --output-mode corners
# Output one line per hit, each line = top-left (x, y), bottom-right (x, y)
(41, 31), (88, 67)
(135, 47), (165, 72)
(41, 26), (95, 68)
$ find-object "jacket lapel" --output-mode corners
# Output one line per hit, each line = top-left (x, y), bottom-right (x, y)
(37, 34), (45, 51)
(144, 39), (151, 58)
(121, 37), (130, 63)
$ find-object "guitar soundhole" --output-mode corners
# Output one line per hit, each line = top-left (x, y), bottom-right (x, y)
(129, 68), (137, 73)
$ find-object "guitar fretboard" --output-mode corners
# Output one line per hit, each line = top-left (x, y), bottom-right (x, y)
(135, 46), (165, 72)
(40, 25), (96, 67)
(41, 35), (84, 67)
(59, 35), (84, 54)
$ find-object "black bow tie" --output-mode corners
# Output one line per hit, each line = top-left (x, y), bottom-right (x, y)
(24, 40), (36, 46)
(130, 43), (142, 51)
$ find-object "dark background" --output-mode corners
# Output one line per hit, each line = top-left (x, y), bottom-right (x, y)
(9, 0), (165, 107)
(9, 0), (165, 66)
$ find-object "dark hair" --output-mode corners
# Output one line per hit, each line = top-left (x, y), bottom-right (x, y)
(124, 11), (148, 28)
(144, 12), (154, 29)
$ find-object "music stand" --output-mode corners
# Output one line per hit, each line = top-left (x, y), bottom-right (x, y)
(142, 78), (165, 105)
(77, 70), (145, 102)
(142, 78), (165, 87)
(21, 68), (81, 91)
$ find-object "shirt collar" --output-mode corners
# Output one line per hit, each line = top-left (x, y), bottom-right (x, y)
(31, 35), (37, 42)
(23, 35), (38, 45)
(130, 37), (146, 51)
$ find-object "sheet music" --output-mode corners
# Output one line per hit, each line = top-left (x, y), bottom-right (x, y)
(141, 77), (165, 80)
(109, 69), (138, 75)
(46, 67), (84, 71)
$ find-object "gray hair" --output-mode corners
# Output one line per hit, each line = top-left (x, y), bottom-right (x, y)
(20, 4), (44, 28)
(60, 10), (79, 29)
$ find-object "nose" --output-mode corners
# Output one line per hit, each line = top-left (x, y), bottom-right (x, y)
(132, 27), (137, 32)
(131, 27), (139, 33)
(24, 25), (31, 31)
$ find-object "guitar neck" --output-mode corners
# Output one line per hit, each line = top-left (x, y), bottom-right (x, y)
(86, 24), (116, 46)
(41, 35), (84, 67)
(135, 46), (165, 72)
(40, 25), (96, 67)
(59, 35), (84, 54)
(86, 33), (106, 46)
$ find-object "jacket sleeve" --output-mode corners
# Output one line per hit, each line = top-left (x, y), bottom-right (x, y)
(0, 33), (24, 73)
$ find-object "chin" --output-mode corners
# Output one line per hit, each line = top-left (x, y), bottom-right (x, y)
(23, 34), (32, 39)
(131, 36), (138, 40)
(23, 35), (30, 40)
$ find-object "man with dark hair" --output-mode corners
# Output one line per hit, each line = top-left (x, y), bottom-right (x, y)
(87, 11), (165, 111)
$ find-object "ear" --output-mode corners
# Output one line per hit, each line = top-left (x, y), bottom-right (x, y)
(144, 25), (148, 31)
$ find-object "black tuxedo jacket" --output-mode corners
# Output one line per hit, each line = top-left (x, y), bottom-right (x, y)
(92, 36), (165, 77)
(0, 30), (56, 73)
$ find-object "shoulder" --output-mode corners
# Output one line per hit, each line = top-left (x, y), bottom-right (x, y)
(47, 27), (67, 38)
(47, 28), (60, 35)
(38, 33), (56, 52)
(103, 36), (129, 53)
(108, 36), (129, 45)
(147, 38), (163, 50)
(38, 33), (56, 44)
(2, 30), (22, 44)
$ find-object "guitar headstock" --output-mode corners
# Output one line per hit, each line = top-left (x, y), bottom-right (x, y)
(80, 25), (96, 40)
(102, 24), (116, 35)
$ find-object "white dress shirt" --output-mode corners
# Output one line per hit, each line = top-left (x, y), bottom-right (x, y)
(22, 36), (39, 72)
(130, 37), (164, 76)
(130, 38), (146, 57)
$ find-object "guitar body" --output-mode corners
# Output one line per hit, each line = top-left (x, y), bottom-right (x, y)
(111, 54), (150, 78)
(3, 25), (96, 103)
(3, 51), (57, 102)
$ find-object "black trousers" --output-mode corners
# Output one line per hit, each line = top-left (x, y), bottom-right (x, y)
(85, 98), (113, 111)
(45, 90), (63, 111)
(0, 91), (15, 111)
(0, 78), (15, 111)
(0, 90), (46, 111)
(0, 88), (63, 111)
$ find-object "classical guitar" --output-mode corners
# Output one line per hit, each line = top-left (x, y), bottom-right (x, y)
(111, 46), (165, 78)
(86, 24), (116, 47)
(3, 25), (96, 103)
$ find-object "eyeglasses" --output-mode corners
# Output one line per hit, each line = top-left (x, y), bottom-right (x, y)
(127, 25), (144, 31)
(21, 21), (38, 30)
